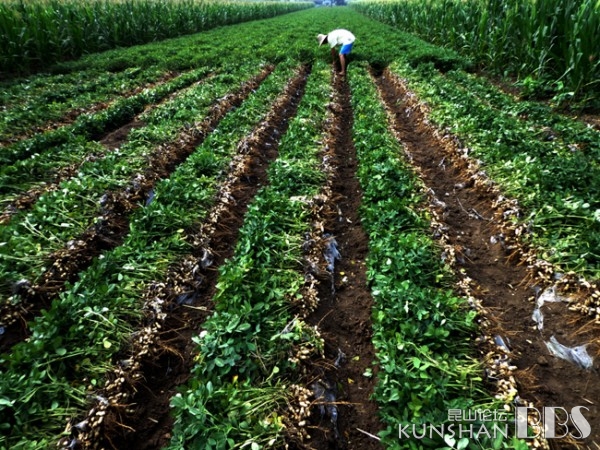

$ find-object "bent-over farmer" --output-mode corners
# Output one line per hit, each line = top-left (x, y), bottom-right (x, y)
(317, 29), (355, 76)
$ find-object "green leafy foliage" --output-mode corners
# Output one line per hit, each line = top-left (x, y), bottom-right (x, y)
(1, 5), (593, 449)
(0, 61), (296, 449)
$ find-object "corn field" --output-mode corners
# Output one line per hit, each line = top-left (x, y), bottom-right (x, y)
(351, 0), (600, 109)
(0, 0), (311, 74)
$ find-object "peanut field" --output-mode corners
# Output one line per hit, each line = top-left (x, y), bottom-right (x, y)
(1, 3), (600, 450)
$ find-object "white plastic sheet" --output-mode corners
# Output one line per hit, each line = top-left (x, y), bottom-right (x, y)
(545, 335), (594, 370)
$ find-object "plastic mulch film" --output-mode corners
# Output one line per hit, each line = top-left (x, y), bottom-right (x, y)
(323, 234), (341, 273)
(531, 286), (568, 331)
(545, 335), (594, 370)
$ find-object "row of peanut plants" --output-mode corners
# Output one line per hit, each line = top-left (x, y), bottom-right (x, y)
(166, 60), (332, 450)
(0, 0), (311, 74)
(349, 62), (526, 450)
(351, 0), (600, 110)
(387, 59), (600, 278)
(0, 60), (299, 449)
(0, 66), (173, 144)
(0, 67), (210, 198)
(0, 63), (265, 302)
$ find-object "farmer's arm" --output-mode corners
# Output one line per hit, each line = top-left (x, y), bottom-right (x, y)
(330, 47), (336, 61)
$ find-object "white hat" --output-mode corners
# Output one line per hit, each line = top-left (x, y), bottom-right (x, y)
(317, 34), (327, 46)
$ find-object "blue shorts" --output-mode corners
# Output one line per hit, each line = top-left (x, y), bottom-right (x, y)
(339, 43), (353, 55)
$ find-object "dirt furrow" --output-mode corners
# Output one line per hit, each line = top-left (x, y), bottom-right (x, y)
(373, 67), (600, 449)
(59, 65), (311, 450)
(0, 67), (274, 355)
(298, 70), (383, 450)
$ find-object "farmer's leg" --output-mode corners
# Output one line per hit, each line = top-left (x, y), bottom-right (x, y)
(339, 43), (353, 74)
(339, 54), (347, 74)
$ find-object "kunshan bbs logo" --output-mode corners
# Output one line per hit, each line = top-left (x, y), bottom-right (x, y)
(398, 407), (592, 442)
(515, 406), (591, 439)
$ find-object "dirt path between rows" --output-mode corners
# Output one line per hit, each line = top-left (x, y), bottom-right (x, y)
(297, 71), (383, 449)
(373, 67), (600, 449)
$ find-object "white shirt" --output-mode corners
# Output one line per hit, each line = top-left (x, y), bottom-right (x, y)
(326, 29), (355, 48)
